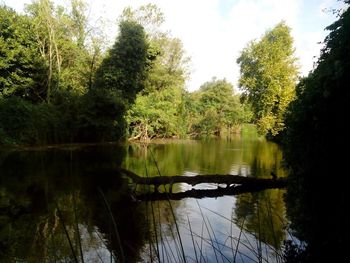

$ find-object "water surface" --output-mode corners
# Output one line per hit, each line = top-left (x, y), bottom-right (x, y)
(0, 134), (288, 262)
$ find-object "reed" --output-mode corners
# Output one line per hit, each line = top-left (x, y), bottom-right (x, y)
(57, 161), (293, 263)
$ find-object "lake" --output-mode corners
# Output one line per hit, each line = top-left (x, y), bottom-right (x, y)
(0, 132), (289, 262)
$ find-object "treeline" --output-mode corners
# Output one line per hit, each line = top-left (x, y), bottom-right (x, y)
(0, 1), (252, 145)
(128, 78), (252, 140)
(1, 0), (302, 146)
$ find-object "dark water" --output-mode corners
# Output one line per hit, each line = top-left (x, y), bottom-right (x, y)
(0, 132), (289, 262)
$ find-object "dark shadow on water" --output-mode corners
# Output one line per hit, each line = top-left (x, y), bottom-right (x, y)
(0, 145), (147, 262)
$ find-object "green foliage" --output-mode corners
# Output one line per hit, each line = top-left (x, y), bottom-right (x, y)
(120, 3), (165, 38)
(0, 1), (153, 145)
(0, 5), (45, 100)
(0, 90), (125, 145)
(237, 21), (298, 137)
(92, 17), (153, 141)
(0, 97), (61, 144)
(126, 38), (188, 139)
(283, 3), (349, 261)
(124, 5), (190, 140)
(127, 86), (183, 139)
(94, 20), (150, 103)
(0, 2), (253, 145)
(186, 78), (252, 137)
(25, 0), (98, 99)
(143, 37), (189, 94)
(79, 89), (126, 141)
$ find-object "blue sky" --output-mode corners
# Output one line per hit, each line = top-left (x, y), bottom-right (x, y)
(2, 0), (345, 91)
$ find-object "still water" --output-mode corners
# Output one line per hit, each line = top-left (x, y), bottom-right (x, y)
(0, 133), (288, 262)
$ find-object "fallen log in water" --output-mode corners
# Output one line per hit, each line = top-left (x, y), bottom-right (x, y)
(135, 183), (285, 201)
(120, 168), (287, 193)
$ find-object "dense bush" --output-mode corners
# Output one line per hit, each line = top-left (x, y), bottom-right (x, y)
(0, 97), (58, 145)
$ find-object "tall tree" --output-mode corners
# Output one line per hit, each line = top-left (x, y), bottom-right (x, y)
(126, 37), (189, 140)
(123, 5), (190, 139)
(237, 21), (298, 137)
(26, 0), (60, 102)
(69, 0), (88, 48)
(26, 0), (94, 100)
(94, 20), (150, 103)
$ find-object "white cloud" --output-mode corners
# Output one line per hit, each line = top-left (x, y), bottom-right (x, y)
(3, 0), (343, 91)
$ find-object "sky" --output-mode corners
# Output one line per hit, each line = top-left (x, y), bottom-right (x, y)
(2, 0), (345, 91)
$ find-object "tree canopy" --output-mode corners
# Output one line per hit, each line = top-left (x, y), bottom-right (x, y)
(237, 21), (299, 138)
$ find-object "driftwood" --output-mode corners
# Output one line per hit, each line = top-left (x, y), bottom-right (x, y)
(120, 168), (287, 194)
(128, 132), (142, 141)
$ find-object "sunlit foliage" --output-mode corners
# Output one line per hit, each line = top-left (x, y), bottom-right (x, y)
(237, 22), (299, 138)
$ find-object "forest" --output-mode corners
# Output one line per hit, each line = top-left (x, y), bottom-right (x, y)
(1, 0), (349, 262)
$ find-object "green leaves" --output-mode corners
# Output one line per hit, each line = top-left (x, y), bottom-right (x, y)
(123, 5), (190, 140)
(94, 20), (150, 103)
(282, 5), (350, 258)
(127, 87), (182, 139)
(186, 78), (252, 137)
(0, 5), (45, 100)
(237, 21), (299, 137)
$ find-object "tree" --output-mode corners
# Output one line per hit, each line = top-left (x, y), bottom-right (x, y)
(197, 78), (235, 135)
(123, 5), (190, 140)
(26, 0), (61, 102)
(87, 19), (151, 141)
(143, 37), (189, 93)
(94, 20), (150, 103)
(26, 0), (95, 100)
(119, 3), (165, 39)
(0, 1), (155, 145)
(0, 5), (45, 100)
(127, 87), (183, 140)
(237, 21), (298, 137)
(69, 0), (89, 48)
(57, 0), (91, 94)
(126, 36), (190, 140)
